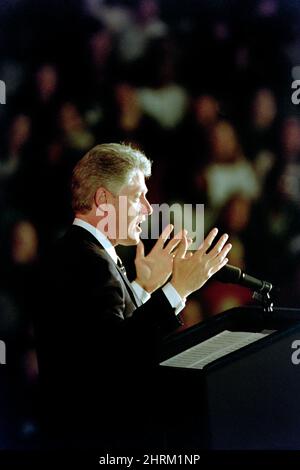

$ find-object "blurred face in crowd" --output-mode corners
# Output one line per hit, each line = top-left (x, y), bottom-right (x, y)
(11, 221), (38, 264)
(223, 195), (251, 233)
(36, 64), (58, 100)
(89, 30), (112, 66)
(211, 121), (240, 163)
(10, 114), (31, 150)
(252, 88), (277, 128)
(195, 95), (219, 128)
(59, 103), (84, 133)
(281, 117), (300, 158)
(115, 83), (138, 109)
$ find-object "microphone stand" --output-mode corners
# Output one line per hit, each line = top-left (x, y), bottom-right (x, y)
(252, 285), (274, 314)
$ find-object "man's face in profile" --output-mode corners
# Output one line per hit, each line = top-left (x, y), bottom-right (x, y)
(116, 170), (153, 245)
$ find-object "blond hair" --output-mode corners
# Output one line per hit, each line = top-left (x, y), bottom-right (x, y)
(71, 143), (152, 213)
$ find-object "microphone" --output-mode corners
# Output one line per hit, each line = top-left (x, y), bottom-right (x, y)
(214, 264), (273, 294)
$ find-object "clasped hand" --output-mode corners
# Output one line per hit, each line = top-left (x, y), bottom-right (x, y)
(134, 225), (231, 298)
(134, 224), (186, 293)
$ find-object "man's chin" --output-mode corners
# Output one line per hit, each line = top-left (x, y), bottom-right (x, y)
(118, 233), (140, 246)
(129, 234), (140, 245)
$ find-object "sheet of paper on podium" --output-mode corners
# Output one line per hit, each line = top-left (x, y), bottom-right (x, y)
(160, 330), (274, 369)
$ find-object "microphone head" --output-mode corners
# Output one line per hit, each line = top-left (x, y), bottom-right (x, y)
(214, 264), (242, 283)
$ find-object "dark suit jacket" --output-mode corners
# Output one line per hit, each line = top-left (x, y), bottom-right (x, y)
(34, 225), (181, 448)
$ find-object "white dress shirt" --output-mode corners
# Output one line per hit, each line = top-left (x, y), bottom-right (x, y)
(73, 218), (185, 316)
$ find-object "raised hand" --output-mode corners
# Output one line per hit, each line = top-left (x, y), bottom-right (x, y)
(134, 224), (190, 293)
(171, 228), (232, 299)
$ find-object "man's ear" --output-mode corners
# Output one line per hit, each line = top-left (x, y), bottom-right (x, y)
(94, 187), (107, 207)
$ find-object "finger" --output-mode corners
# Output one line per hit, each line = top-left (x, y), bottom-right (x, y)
(172, 228), (186, 240)
(218, 243), (232, 260)
(210, 257), (229, 276)
(184, 237), (194, 257)
(165, 233), (183, 253)
(208, 233), (229, 259)
(155, 224), (174, 249)
(175, 231), (188, 259)
(215, 243), (232, 263)
(197, 227), (218, 254)
(209, 242), (232, 271)
(208, 242), (232, 266)
(167, 231), (193, 251)
(135, 240), (145, 259)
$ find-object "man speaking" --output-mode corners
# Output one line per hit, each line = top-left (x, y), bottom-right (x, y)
(35, 143), (231, 450)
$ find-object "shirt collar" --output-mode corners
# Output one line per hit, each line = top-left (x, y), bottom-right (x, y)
(73, 218), (118, 264)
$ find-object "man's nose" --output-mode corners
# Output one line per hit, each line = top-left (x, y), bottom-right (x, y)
(142, 199), (153, 216)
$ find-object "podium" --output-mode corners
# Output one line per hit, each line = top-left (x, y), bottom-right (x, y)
(158, 306), (300, 450)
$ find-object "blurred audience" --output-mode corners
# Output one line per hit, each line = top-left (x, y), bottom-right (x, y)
(197, 121), (260, 214)
(278, 116), (300, 209)
(0, 0), (299, 448)
(198, 195), (253, 318)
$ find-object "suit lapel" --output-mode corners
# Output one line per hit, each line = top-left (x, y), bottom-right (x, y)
(70, 225), (142, 309)
(115, 264), (142, 308)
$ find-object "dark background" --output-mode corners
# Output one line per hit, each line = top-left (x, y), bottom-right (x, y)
(0, 0), (300, 449)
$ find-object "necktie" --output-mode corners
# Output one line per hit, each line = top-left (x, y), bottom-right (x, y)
(117, 256), (127, 277)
